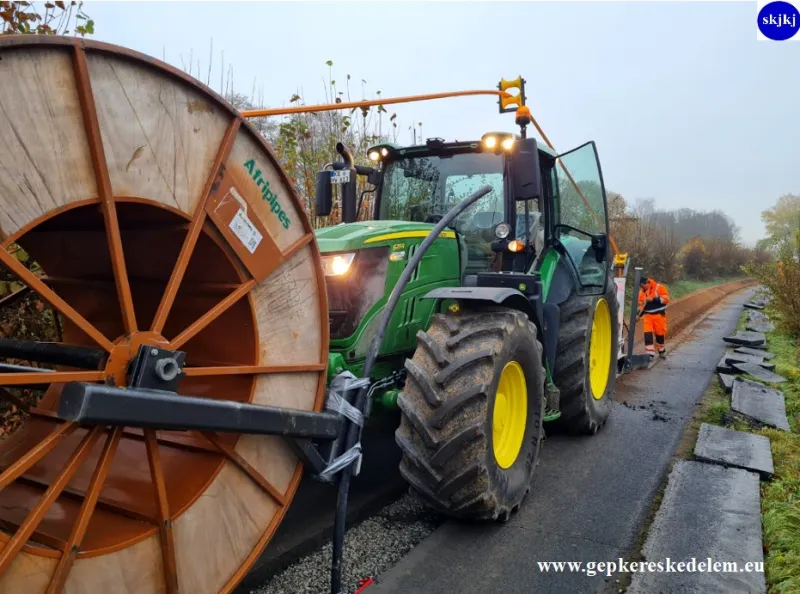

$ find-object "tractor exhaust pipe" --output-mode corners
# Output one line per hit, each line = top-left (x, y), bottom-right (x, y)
(335, 142), (354, 168)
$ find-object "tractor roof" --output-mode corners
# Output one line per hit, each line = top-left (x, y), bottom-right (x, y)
(370, 137), (558, 159)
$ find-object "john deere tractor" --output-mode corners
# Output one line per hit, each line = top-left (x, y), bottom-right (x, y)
(314, 91), (620, 521)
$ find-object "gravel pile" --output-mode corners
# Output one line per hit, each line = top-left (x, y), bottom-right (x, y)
(251, 494), (442, 594)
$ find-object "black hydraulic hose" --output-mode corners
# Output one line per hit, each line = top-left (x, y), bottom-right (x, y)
(329, 183), (493, 594)
(362, 183), (493, 377)
(0, 338), (106, 369)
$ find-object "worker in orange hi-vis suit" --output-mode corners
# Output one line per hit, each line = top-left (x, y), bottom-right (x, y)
(637, 276), (671, 359)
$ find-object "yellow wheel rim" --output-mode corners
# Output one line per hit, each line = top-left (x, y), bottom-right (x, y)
(589, 298), (612, 400)
(492, 361), (528, 469)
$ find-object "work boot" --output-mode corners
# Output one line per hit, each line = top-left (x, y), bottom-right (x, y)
(658, 349), (667, 358)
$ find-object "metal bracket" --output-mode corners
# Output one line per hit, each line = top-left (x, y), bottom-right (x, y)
(128, 344), (187, 392)
(623, 267), (645, 374)
(545, 382), (560, 411)
(57, 382), (344, 440)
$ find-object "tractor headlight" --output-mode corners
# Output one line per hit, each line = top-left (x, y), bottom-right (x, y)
(501, 137), (515, 151)
(322, 252), (356, 276)
(325, 247), (390, 341)
(495, 222), (511, 239)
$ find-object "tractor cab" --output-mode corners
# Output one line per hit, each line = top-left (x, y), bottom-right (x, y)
(316, 132), (612, 296)
(368, 135), (552, 278)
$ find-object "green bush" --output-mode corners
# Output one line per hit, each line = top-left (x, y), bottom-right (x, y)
(744, 237), (800, 337)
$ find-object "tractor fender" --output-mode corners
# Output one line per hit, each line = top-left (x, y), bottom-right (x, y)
(421, 287), (556, 370)
(423, 286), (538, 319)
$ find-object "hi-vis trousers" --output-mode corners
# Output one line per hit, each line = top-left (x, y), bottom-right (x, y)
(643, 313), (667, 355)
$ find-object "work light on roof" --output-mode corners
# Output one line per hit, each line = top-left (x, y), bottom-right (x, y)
(366, 144), (392, 162)
(481, 132), (516, 153)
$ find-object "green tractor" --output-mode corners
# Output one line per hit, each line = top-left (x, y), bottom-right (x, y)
(313, 99), (621, 521)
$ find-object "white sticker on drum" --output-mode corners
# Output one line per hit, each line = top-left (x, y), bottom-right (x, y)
(228, 206), (263, 254)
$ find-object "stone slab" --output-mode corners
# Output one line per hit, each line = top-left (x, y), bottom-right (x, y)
(743, 302), (765, 310)
(627, 460), (765, 594)
(735, 346), (774, 360)
(731, 377), (790, 430)
(747, 321), (775, 333)
(723, 351), (775, 370)
(732, 362), (787, 384)
(747, 311), (770, 323)
(694, 423), (774, 479)
(718, 373), (735, 393)
(723, 331), (766, 347)
(716, 356), (737, 374)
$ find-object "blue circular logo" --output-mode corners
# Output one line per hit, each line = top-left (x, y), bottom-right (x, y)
(758, 1), (800, 40)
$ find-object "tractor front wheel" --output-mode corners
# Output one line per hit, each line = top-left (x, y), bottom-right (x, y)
(395, 307), (545, 521)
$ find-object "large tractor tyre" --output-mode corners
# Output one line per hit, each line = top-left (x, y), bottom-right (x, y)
(0, 38), (328, 593)
(552, 275), (619, 435)
(395, 308), (545, 521)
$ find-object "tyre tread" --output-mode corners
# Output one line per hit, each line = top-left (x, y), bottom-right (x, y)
(396, 307), (544, 520)
(552, 277), (618, 434)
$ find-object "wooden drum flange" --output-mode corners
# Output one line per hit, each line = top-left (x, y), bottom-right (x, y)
(0, 36), (328, 594)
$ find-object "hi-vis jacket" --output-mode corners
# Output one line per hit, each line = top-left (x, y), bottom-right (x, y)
(638, 279), (670, 315)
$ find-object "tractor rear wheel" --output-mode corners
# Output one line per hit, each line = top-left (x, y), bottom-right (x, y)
(552, 275), (619, 434)
(395, 307), (545, 521)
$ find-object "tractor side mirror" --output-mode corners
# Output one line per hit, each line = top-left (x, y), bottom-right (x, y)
(315, 170), (333, 217)
(511, 138), (542, 201)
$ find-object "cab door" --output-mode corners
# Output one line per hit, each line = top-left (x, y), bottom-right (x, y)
(552, 141), (611, 295)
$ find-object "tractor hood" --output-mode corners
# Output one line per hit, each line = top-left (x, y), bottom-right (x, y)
(314, 220), (455, 253)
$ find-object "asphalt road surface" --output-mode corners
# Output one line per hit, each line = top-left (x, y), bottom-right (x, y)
(369, 287), (756, 594)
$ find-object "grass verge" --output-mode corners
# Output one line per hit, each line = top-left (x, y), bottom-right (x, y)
(695, 306), (799, 594)
(670, 277), (747, 301)
(759, 328), (800, 594)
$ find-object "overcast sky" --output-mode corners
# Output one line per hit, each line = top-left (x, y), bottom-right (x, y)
(88, 1), (800, 246)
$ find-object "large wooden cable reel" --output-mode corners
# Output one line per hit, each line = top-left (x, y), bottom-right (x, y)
(0, 36), (328, 593)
